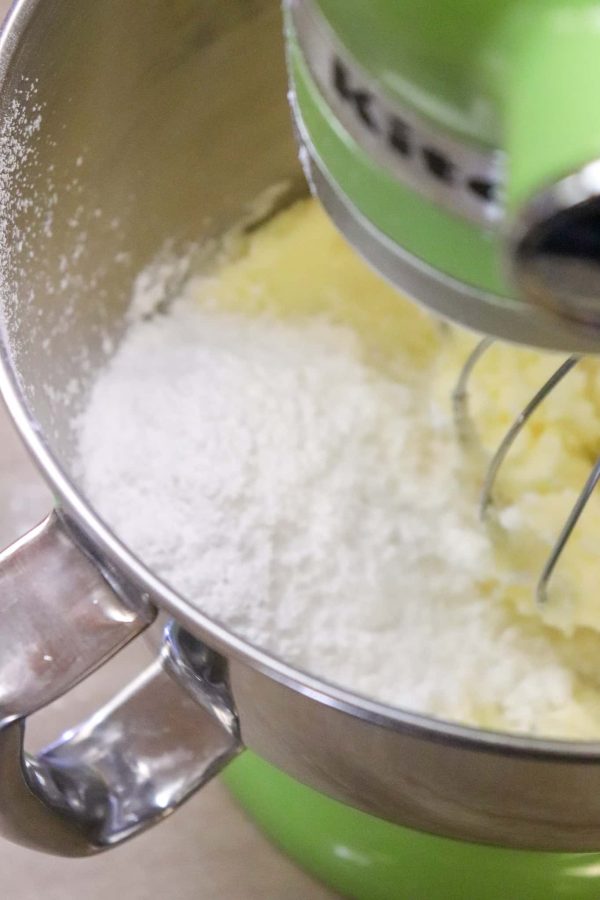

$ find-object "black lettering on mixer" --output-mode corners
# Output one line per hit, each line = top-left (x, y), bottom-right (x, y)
(467, 177), (496, 203)
(330, 56), (499, 214)
(388, 116), (411, 156)
(422, 147), (454, 184)
(333, 59), (379, 132)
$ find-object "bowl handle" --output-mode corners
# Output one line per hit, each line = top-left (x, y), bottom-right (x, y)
(0, 511), (242, 856)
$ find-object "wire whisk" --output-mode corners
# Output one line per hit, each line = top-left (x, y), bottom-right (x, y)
(453, 338), (600, 605)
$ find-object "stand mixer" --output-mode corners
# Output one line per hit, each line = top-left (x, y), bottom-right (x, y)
(287, 0), (600, 605)
(5, 2), (600, 898)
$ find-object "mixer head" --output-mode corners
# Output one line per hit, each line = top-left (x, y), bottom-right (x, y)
(286, 0), (600, 353)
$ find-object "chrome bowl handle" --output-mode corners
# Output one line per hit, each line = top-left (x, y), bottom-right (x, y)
(0, 512), (241, 856)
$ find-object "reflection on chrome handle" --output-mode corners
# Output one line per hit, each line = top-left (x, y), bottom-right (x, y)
(0, 513), (241, 856)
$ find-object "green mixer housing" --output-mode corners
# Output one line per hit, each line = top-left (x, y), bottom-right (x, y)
(287, 0), (600, 352)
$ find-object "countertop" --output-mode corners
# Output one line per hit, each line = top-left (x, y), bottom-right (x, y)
(0, 5), (334, 895)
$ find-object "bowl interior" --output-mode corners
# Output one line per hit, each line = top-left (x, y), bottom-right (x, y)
(0, 0), (302, 469)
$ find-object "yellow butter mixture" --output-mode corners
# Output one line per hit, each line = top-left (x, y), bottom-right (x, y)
(81, 196), (600, 739)
(199, 197), (600, 736)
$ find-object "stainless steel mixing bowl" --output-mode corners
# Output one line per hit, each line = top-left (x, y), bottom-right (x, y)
(2, 0), (600, 859)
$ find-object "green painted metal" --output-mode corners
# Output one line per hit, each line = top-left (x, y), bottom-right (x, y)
(315, 0), (509, 147)
(292, 0), (600, 294)
(290, 46), (508, 296)
(224, 752), (600, 900)
(505, 4), (600, 211)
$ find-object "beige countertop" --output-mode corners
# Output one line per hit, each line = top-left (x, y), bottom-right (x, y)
(0, 5), (335, 895)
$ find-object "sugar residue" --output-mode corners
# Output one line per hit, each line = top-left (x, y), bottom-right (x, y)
(76, 200), (600, 739)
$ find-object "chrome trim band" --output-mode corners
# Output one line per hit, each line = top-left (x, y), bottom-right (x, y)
(289, 87), (600, 353)
(288, 0), (504, 226)
(512, 161), (600, 329)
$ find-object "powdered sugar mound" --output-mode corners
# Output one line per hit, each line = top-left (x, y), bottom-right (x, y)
(78, 297), (577, 735)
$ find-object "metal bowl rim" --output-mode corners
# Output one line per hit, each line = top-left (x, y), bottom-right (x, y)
(2, 0), (600, 763)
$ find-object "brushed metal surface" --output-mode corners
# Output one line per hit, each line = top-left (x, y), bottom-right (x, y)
(0, 510), (243, 855)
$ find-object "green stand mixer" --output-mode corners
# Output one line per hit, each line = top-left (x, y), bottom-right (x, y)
(286, 0), (600, 352)
(229, 2), (600, 898)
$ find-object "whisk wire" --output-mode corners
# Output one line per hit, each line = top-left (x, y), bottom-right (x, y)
(480, 356), (580, 517)
(452, 340), (600, 607)
(452, 337), (494, 445)
(537, 453), (600, 605)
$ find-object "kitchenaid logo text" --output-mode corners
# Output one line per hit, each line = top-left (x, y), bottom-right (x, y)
(331, 57), (498, 208)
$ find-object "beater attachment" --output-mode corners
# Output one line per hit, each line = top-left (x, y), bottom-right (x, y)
(453, 340), (600, 605)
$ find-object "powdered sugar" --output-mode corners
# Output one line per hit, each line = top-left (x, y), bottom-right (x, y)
(77, 290), (587, 737)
